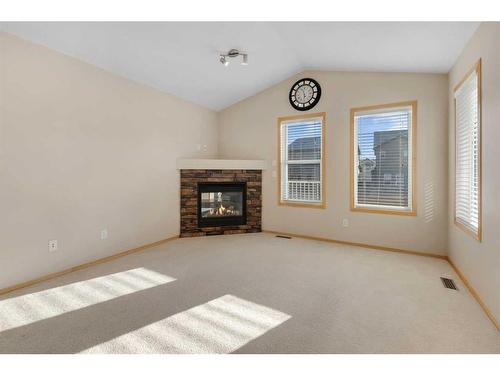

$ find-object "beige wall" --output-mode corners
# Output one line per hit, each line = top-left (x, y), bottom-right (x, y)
(448, 23), (500, 324)
(218, 70), (449, 255)
(0, 32), (218, 288)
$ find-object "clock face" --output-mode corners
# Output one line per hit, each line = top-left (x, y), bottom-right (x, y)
(289, 78), (321, 111)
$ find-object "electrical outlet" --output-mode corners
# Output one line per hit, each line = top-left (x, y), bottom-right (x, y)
(48, 239), (58, 252)
(100, 229), (108, 240)
(342, 219), (349, 227)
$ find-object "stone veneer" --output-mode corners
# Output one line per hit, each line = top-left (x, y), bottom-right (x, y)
(180, 169), (262, 237)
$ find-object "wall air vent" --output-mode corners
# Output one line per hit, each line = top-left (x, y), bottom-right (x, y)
(441, 277), (458, 290)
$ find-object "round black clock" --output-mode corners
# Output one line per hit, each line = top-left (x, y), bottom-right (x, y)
(289, 78), (321, 111)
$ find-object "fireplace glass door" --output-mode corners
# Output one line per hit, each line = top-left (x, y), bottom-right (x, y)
(197, 182), (246, 227)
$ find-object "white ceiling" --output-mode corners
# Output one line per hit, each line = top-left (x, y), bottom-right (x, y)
(0, 22), (479, 111)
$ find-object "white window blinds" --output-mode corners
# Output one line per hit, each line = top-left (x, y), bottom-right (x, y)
(352, 103), (415, 212)
(454, 66), (481, 239)
(279, 116), (324, 205)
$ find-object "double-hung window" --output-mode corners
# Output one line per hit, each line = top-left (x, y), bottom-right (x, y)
(351, 101), (416, 215)
(278, 113), (325, 208)
(454, 61), (482, 241)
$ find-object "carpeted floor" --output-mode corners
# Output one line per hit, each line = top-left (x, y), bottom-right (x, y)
(0, 233), (498, 353)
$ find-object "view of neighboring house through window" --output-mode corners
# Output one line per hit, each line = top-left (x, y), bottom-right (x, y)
(279, 113), (325, 207)
(454, 61), (481, 240)
(351, 102), (416, 214)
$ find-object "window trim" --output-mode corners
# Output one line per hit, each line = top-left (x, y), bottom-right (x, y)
(350, 101), (417, 216)
(453, 59), (482, 242)
(277, 112), (326, 209)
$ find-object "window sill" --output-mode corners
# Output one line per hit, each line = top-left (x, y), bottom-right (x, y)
(351, 206), (416, 216)
(279, 201), (326, 209)
(454, 219), (482, 242)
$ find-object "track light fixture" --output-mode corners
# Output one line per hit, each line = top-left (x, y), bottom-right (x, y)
(219, 49), (248, 66)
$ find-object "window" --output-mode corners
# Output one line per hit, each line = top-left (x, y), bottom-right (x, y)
(351, 101), (416, 215)
(278, 113), (325, 208)
(454, 60), (482, 241)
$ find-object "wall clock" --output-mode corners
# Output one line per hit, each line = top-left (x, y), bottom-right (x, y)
(289, 78), (321, 111)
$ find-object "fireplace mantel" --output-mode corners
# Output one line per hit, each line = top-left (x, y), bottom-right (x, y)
(176, 158), (267, 170)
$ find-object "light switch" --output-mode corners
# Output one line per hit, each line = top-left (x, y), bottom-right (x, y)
(100, 229), (108, 240)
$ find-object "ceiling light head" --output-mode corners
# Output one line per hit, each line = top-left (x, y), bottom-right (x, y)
(219, 55), (229, 66)
(227, 49), (240, 58)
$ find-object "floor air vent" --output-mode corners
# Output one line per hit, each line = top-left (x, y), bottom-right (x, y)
(276, 235), (292, 239)
(441, 277), (458, 290)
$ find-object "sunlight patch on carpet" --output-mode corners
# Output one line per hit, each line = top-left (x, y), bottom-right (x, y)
(0, 268), (176, 331)
(81, 294), (291, 354)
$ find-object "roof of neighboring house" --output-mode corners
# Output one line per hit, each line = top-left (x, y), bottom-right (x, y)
(289, 136), (321, 151)
(373, 130), (408, 149)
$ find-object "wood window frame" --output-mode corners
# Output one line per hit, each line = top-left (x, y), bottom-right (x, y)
(350, 101), (417, 216)
(453, 59), (482, 242)
(277, 112), (326, 209)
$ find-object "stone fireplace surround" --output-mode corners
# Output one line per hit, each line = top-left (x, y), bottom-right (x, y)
(180, 168), (262, 237)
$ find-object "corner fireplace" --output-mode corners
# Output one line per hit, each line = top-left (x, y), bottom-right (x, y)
(197, 182), (247, 228)
(180, 169), (261, 237)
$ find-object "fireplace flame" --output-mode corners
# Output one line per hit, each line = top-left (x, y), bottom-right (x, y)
(207, 203), (240, 217)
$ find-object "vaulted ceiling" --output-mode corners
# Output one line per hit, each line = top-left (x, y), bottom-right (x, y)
(0, 22), (479, 110)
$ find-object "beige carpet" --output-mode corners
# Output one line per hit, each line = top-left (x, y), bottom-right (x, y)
(0, 233), (498, 353)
